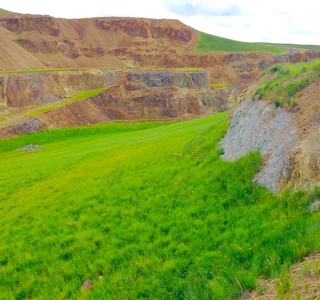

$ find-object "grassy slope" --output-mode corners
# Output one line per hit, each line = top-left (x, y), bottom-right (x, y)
(254, 59), (320, 106)
(195, 31), (287, 54)
(1, 115), (320, 299)
(0, 88), (107, 128)
(195, 31), (320, 54)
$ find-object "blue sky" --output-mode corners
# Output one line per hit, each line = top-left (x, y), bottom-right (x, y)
(0, 0), (319, 45)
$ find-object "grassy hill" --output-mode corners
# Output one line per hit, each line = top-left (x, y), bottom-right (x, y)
(1, 115), (320, 299)
(195, 31), (320, 54)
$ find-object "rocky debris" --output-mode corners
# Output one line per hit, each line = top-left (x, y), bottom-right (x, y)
(220, 99), (300, 192)
(309, 200), (320, 213)
(81, 279), (92, 290)
(41, 96), (66, 105)
(14, 117), (41, 134)
(20, 144), (44, 151)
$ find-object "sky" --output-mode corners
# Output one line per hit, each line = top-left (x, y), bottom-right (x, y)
(0, 0), (319, 45)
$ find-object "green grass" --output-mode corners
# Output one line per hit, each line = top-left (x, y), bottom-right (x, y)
(253, 59), (320, 107)
(212, 83), (236, 89)
(195, 31), (287, 54)
(269, 43), (320, 51)
(1, 113), (320, 299)
(0, 121), (175, 153)
(24, 88), (107, 118)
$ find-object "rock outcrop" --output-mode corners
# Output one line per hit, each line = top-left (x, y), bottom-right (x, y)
(221, 77), (320, 192)
(220, 99), (299, 192)
(0, 69), (123, 109)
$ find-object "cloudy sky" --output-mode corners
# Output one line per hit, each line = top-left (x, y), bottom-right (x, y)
(0, 0), (319, 45)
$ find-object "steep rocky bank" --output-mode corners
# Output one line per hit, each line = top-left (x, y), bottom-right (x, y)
(0, 69), (123, 110)
(220, 99), (299, 192)
(220, 77), (320, 192)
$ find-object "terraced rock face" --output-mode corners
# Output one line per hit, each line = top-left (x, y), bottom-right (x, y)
(0, 11), (277, 84)
(0, 69), (241, 137)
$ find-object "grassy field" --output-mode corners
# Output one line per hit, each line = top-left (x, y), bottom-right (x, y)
(1, 114), (320, 299)
(253, 59), (320, 107)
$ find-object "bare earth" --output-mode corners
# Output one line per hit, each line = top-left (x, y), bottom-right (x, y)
(251, 253), (320, 299)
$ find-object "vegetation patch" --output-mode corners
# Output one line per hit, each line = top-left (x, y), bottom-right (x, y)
(253, 59), (320, 107)
(212, 83), (236, 89)
(195, 31), (287, 54)
(0, 121), (174, 153)
(23, 88), (106, 118)
(1, 113), (320, 299)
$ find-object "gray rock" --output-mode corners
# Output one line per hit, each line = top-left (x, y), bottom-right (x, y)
(81, 279), (92, 290)
(220, 99), (300, 192)
(126, 70), (209, 89)
(20, 144), (44, 151)
(310, 200), (320, 213)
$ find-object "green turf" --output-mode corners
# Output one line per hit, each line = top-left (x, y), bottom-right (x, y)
(1, 114), (320, 299)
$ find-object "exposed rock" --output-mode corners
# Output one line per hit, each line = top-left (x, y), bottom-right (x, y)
(81, 279), (92, 290)
(0, 69), (241, 137)
(5, 117), (42, 136)
(220, 99), (300, 192)
(0, 70), (123, 108)
(221, 76), (320, 192)
(0, 15), (60, 36)
(126, 70), (209, 89)
(0, 69), (210, 110)
(20, 144), (44, 151)
(310, 200), (320, 213)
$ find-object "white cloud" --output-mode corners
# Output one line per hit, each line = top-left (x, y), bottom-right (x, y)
(0, 0), (319, 45)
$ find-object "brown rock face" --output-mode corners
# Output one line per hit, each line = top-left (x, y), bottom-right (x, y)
(0, 70), (123, 108)
(0, 15), (59, 36)
(0, 69), (242, 137)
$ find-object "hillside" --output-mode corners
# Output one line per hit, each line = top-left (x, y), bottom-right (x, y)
(1, 7), (320, 300)
(1, 115), (320, 299)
